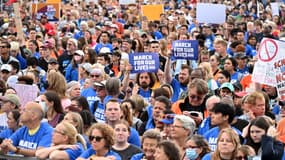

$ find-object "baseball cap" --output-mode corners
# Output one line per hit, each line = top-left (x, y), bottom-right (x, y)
(48, 58), (58, 64)
(160, 114), (175, 125)
(220, 82), (234, 92)
(234, 53), (247, 59)
(94, 80), (106, 87)
(74, 50), (84, 56)
(2, 94), (20, 107)
(235, 91), (248, 98)
(1, 64), (12, 72)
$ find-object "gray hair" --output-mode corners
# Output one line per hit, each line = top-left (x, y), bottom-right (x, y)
(174, 115), (196, 137)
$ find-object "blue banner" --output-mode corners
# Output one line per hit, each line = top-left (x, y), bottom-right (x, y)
(129, 53), (160, 73)
(172, 40), (198, 60)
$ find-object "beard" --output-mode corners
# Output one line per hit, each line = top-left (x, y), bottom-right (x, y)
(140, 82), (149, 89)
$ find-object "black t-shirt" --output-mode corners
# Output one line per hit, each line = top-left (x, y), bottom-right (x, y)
(112, 144), (143, 160)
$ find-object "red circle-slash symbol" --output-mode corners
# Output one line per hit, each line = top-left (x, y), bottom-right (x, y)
(258, 39), (278, 62)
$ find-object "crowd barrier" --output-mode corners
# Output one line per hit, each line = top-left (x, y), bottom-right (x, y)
(0, 154), (38, 160)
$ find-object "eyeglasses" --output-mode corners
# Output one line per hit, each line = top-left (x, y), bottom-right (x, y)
(0, 46), (7, 48)
(89, 135), (104, 142)
(163, 114), (175, 119)
(90, 74), (101, 78)
(67, 43), (73, 46)
(189, 95), (203, 101)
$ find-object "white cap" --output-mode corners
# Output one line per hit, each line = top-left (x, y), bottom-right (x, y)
(1, 64), (12, 72)
(74, 50), (84, 56)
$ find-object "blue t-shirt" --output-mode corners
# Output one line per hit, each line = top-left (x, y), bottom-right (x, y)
(65, 143), (84, 160)
(81, 87), (98, 110)
(130, 153), (144, 160)
(93, 100), (105, 123)
(138, 88), (152, 104)
(79, 148), (121, 160)
(0, 128), (14, 139)
(10, 122), (53, 149)
(65, 64), (79, 82)
(198, 117), (211, 135)
(230, 72), (242, 84)
(171, 78), (187, 102)
(128, 127), (141, 147)
(203, 126), (241, 151)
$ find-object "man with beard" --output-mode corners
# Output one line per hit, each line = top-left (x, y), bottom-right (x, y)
(135, 72), (156, 103)
(165, 56), (192, 102)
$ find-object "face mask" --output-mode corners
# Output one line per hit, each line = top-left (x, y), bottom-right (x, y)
(39, 101), (48, 113)
(185, 148), (199, 160)
(36, 26), (41, 32)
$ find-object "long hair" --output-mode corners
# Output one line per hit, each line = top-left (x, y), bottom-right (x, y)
(44, 91), (64, 114)
(47, 71), (67, 98)
(212, 128), (240, 160)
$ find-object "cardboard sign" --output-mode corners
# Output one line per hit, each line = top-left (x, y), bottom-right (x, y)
(172, 40), (198, 60)
(13, 3), (24, 41)
(129, 53), (159, 73)
(31, 3), (60, 21)
(141, 4), (164, 21)
(196, 3), (226, 24)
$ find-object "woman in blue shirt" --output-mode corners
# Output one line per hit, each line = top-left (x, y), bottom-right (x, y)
(77, 123), (121, 160)
(0, 110), (20, 140)
(35, 122), (86, 160)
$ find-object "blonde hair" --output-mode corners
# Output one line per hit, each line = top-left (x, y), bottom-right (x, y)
(199, 62), (213, 81)
(57, 122), (87, 149)
(64, 112), (84, 134)
(212, 128), (240, 160)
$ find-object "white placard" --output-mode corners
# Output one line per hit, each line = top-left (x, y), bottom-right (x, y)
(196, 3), (226, 24)
(119, 0), (135, 5)
(271, 2), (280, 16)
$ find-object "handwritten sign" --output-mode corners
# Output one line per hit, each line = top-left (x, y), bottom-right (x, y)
(172, 40), (198, 60)
(9, 84), (39, 108)
(129, 53), (159, 73)
(252, 38), (285, 99)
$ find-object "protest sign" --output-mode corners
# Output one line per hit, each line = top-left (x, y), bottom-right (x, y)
(141, 4), (164, 21)
(196, 3), (226, 24)
(252, 38), (285, 98)
(172, 40), (198, 60)
(271, 2), (280, 16)
(31, 3), (60, 21)
(129, 53), (159, 73)
(9, 84), (39, 107)
(119, 0), (135, 5)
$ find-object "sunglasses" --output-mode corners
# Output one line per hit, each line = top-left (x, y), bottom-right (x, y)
(163, 114), (175, 119)
(90, 74), (101, 78)
(189, 95), (203, 101)
(89, 135), (104, 142)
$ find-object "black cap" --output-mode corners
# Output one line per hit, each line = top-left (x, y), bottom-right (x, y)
(48, 58), (58, 64)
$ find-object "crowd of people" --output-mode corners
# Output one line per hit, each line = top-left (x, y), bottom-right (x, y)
(0, 0), (284, 159)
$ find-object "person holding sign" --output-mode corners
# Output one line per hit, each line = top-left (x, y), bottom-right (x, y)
(165, 55), (191, 102)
